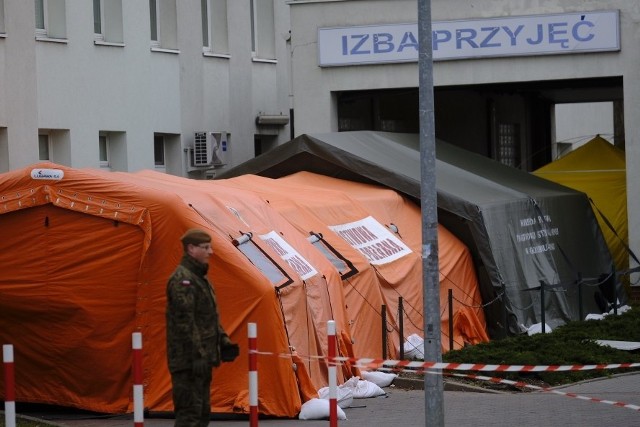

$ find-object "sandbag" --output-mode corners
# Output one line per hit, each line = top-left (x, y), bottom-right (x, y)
(361, 370), (397, 388)
(298, 398), (347, 420)
(318, 384), (354, 409)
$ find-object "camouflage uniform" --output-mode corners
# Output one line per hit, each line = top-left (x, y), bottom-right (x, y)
(166, 253), (231, 427)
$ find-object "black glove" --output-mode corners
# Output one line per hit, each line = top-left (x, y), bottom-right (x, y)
(221, 342), (240, 362)
(192, 358), (208, 376)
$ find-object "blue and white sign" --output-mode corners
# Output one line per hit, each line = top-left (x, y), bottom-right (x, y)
(318, 10), (620, 67)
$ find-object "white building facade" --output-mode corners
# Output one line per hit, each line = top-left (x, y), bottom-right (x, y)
(288, 0), (640, 276)
(0, 0), (293, 178)
(2, 0), (640, 269)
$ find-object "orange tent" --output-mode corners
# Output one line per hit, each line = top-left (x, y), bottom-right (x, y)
(223, 173), (488, 354)
(0, 162), (487, 416)
(280, 172), (489, 350)
(0, 163), (345, 416)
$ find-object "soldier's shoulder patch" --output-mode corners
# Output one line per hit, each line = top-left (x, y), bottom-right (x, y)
(181, 280), (191, 286)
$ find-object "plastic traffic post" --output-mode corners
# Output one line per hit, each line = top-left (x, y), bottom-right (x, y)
(328, 320), (338, 427)
(132, 333), (144, 427)
(248, 323), (258, 427)
(3, 344), (15, 427)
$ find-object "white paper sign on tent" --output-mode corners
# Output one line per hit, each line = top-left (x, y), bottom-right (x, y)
(328, 216), (412, 265)
(259, 230), (318, 280)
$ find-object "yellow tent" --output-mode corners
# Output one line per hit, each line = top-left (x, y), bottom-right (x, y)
(534, 135), (628, 272)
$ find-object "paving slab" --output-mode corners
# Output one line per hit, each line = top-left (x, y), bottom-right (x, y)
(7, 372), (639, 427)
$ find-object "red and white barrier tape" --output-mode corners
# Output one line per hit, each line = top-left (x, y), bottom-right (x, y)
(249, 350), (640, 373)
(442, 371), (640, 412)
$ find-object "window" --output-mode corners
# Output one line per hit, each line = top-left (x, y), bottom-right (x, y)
(93, 0), (101, 34)
(93, 0), (124, 44)
(154, 135), (165, 166)
(38, 135), (50, 160)
(99, 134), (110, 168)
(0, 0), (5, 35)
(149, 0), (158, 46)
(250, 0), (275, 60)
(35, 0), (47, 36)
(497, 123), (520, 167)
(35, 0), (67, 40)
(233, 232), (293, 288)
(307, 233), (358, 280)
(201, 0), (229, 55)
(149, 0), (178, 51)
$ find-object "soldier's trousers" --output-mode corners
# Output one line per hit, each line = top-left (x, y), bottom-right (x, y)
(171, 369), (213, 427)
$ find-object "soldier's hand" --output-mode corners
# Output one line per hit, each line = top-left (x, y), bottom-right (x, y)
(192, 358), (208, 376)
(221, 342), (240, 362)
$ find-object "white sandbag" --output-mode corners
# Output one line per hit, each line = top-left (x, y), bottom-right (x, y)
(298, 398), (347, 420)
(526, 323), (552, 336)
(403, 333), (424, 360)
(361, 370), (397, 388)
(353, 379), (386, 398)
(585, 313), (605, 321)
(317, 384), (354, 409)
(343, 376), (360, 388)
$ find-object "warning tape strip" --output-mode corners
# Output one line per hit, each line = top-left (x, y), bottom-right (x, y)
(252, 350), (640, 373)
(257, 350), (640, 412)
(442, 371), (640, 412)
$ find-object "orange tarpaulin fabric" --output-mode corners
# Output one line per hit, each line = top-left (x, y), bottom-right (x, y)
(0, 163), (488, 417)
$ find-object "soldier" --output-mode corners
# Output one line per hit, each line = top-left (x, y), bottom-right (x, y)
(166, 228), (238, 427)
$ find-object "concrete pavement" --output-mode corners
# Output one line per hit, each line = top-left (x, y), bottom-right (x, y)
(11, 372), (640, 427)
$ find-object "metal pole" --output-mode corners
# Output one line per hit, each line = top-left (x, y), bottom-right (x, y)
(381, 304), (387, 359)
(418, 0), (444, 425)
(577, 274), (583, 321)
(448, 289), (454, 351)
(398, 297), (405, 359)
(540, 280), (546, 334)
(613, 266), (618, 315)
(502, 281), (509, 338)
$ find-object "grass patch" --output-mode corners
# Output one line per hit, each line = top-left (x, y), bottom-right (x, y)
(442, 305), (640, 386)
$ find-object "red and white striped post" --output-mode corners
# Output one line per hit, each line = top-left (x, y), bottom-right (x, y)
(3, 344), (16, 427)
(248, 322), (258, 427)
(132, 332), (144, 427)
(327, 320), (338, 427)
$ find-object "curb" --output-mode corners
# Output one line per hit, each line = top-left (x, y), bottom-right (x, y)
(392, 376), (506, 394)
(0, 411), (68, 427)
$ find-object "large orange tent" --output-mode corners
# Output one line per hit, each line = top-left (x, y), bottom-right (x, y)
(0, 161), (487, 417)
(221, 173), (488, 353)
(0, 163), (348, 416)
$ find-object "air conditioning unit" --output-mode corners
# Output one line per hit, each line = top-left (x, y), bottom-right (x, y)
(192, 131), (228, 167)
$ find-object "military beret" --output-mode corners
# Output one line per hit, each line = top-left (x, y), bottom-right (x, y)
(180, 228), (212, 245)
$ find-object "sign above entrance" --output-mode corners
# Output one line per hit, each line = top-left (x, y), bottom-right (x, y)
(318, 10), (620, 67)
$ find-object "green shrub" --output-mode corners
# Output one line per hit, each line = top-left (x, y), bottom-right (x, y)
(443, 306), (640, 386)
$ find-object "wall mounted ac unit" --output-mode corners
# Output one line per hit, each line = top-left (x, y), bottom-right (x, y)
(192, 131), (228, 167)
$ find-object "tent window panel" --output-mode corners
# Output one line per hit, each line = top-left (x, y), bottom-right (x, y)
(308, 233), (358, 279)
(236, 239), (289, 285)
